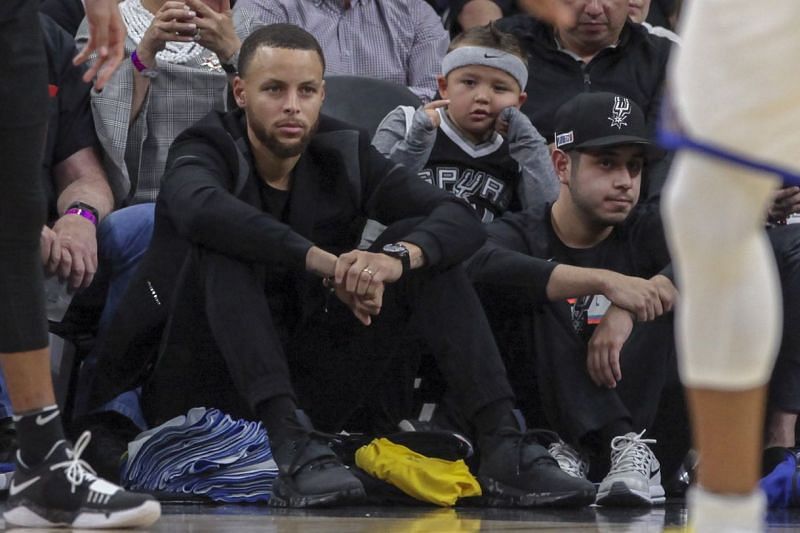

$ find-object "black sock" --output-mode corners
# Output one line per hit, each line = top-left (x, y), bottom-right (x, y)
(14, 405), (66, 466)
(596, 419), (634, 448)
(256, 395), (301, 449)
(582, 418), (633, 479)
(473, 399), (516, 439)
(763, 446), (792, 476)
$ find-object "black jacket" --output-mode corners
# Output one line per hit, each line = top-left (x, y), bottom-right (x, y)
(496, 16), (674, 141)
(89, 108), (486, 408)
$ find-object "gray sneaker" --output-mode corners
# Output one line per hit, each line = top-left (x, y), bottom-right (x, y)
(548, 439), (589, 480)
(596, 430), (665, 506)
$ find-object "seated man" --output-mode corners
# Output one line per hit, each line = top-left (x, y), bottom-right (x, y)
(86, 23), (596, 508)
(468, 92), (679, 506)
(233, 0), (449, 103)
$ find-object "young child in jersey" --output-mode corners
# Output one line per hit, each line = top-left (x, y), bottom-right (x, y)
(372, 23), (557, 223)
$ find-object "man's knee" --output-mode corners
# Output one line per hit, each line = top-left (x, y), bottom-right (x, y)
(97, 203), (155, 264)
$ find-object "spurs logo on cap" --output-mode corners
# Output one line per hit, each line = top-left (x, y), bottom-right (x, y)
(608, 97), (632, 130)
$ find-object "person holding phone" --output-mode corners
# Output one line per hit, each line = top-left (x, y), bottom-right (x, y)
(76, 0), (240, 206)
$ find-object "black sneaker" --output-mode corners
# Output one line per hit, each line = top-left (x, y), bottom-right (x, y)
(3, 431), (160, 528)
(477, 427), (596, 508)
(269, 411), (365, 508)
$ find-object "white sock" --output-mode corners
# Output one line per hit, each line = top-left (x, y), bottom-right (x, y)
(688, 486), (765, 533)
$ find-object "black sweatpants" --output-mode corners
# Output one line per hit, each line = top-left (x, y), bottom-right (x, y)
(0, 1), (49, 353)
(478, 283), (683, 475)
(768, 224), (800, 413)
(141, 221), (515, 432)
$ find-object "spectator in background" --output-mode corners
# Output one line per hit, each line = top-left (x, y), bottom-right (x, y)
(77, 0), (238, 205)
(233, 0), (449, 103)
(627, 0), (680, 43)
(448, 0), (520, 35)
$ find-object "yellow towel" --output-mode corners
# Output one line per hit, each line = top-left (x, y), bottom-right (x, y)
(355, 437), (482, 507)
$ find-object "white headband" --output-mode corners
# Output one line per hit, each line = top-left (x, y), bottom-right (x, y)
(441, 46), (528, 90)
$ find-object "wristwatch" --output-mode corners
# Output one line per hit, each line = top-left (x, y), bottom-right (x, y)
(381, 243), (411, 273)
(219, 49), (240, 75)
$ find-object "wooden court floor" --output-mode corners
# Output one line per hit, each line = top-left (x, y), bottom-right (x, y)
(4, 501), (800, 532)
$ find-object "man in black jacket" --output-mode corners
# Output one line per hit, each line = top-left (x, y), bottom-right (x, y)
(88, 23), (595, 509)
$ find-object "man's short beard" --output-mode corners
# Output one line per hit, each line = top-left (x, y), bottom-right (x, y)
(251, 118), (319, 159)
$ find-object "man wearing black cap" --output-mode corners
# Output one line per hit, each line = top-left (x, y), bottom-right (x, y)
(467, 91), (681, 506)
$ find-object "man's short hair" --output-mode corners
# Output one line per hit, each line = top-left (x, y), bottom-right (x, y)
(238, 23), (326, 77)
(448, 22), (528, 63)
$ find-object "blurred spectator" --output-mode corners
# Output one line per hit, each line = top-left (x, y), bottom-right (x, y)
(76, 0), (236, 205)
(628, 0), (679, 43)
(233, 0), (449, 102)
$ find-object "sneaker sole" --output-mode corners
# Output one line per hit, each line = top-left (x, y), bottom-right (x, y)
(268, 477), (367, 508)
(4, 499), (161, 529)
(595, 481), (666, 507)
(476, 476), (596, 508)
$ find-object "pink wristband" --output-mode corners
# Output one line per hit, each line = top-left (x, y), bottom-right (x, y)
(64, 207), (98, 226)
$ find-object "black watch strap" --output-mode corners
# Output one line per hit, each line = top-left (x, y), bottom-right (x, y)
(382, 243), (411, 273)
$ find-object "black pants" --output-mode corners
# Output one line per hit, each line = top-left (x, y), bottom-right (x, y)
(768, 224), (800, 413)
(141, 222), (514, 431)
(478, 284), (685, 476)
(0, 1), (49, 353)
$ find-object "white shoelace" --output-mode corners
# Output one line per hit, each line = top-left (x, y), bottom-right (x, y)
(548, 440), (588, 478)
(49, 431), (99, 494)
(609, 430), (657, 476)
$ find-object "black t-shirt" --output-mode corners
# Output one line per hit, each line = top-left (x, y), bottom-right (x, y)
(550, 238), (615, 340)
(259, 181), (291, 222)
(471, 202), (671, 342)
(40, 14), (99, 222)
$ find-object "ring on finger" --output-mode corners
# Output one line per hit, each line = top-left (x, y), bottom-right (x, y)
(362, 267), (374, 277)
(194, 28), (201, 40)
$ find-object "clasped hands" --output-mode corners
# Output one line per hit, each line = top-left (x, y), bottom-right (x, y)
(320, 250), (404, 326)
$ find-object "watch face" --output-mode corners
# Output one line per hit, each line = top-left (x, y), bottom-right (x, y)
(383, 243), (408, 256)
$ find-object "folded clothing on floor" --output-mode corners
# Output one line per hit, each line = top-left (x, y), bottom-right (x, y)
(121, 407), (278, 503)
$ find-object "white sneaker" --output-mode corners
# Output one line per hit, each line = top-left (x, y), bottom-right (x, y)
(548, 439), (589, 479)
(596, 430), (665, 506)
